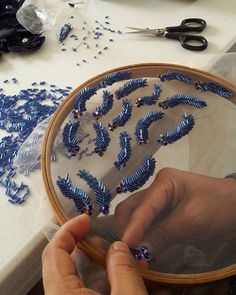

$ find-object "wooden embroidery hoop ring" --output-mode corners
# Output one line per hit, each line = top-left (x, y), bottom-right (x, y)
(42, 63), (236, 287)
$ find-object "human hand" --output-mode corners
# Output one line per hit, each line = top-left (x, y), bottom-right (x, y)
(42, 214), (148, 295)
(114, 168), (236, 258)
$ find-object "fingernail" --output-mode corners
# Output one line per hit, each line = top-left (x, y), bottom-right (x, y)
(112, 241), (129, 252)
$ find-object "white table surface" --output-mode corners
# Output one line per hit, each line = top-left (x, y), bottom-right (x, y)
(1, 0), (236, 294)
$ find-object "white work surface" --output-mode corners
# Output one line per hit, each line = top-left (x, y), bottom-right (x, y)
(1, 0), (236, 294)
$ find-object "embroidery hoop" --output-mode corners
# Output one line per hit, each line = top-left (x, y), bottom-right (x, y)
(41, 63), (236, 286)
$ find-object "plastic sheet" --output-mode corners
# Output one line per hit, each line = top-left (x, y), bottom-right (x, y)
(14, 59), (236, 288)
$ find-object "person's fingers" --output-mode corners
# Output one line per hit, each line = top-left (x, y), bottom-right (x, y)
(42, 214), (94, 294)
(121, 173), (175, 246)
(138, 205), (188, 257)
(107, 241), (148, 295)
(113, 191), (145, 239)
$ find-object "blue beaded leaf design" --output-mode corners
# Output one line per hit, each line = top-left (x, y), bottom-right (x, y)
(117, 156), (156, 193)
(108, 99), (133, 131)
(98, 71), (132, 88)
(59, 23), (73, 43)
(135, 84), (162, 107)
(135, 111), (164, 144)
(159, 94), (207, 109)
(62, 121), (80, 156)
(93, 90), (114, 120)
(57, 174), (93, 215)
(159, 71), (192, 83)
(115, 78), (148, 100)
(73, 87), (97, 117)
(158, 113), (194, 145)
(93, 122), (111, 156)
(77, 169), (111, 215)
(195, 81), (232, 98)
(114, 132), (132, 170)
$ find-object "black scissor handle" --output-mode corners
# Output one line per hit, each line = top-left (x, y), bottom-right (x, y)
(165, 32), (208, 51)
(166, 18), (207, 33)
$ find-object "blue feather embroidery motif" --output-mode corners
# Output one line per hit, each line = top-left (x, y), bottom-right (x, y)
(159, 94), (207, 109)
(108, 99), (133, 131)
(135, 84), (162, 107)
(115, 78), (148, 100)
(93, 90), (114, 120)
(98, 71), (132, 88)
(114, 132), (132, 169)
(117, 156), (156, 193)
(77, 169), (111, 215)
(135, 111), (164, 144)
(194, 81), (232, 98)
(57, 174), (93, 215)
(62, 121), (80, 156)
(93, 122), (111, 156)
(159, 71), (192, 83)
(157, 113), (194, 145)
(73, 87), (97, 118)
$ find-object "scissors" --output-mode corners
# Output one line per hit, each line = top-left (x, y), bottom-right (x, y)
(127, 18), (208, 51)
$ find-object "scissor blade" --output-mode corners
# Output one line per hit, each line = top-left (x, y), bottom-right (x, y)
(126, 27), (158, 34)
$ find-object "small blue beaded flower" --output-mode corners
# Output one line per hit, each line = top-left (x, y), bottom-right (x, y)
(59, 23), (73, 43)
(93, 90), (114, 120)
(135, 111), (164, 144)
(114, 132), (132, 170)
(98, 71), (132, 88)
(115, 78), (148, 100)
(73, 87), (97, 118)
(194, 81), (232, 98)
(108, 99), (133, 131)
(93, 122), (111, 156)
(62, 121), (80, 156)
(132, 246), (153, 262)
(159, 71), (192, 83)
(117, 156), (156, 193)
(158, 113), (194, 145)
(57, 174), (93, 215)
(135, 84), (162, 107)
(78, 169), (111, 215)
(159, 94), (207, 109)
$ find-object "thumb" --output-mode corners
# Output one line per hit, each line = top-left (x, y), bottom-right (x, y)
(106, 241), (148, 295)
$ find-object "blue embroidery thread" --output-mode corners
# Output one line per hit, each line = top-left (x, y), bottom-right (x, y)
(57, 174), (93, 215)
(195, 81), (232, 98)
(135, 111), (164, 144)
(73, 87), (97, 118)
(135, 84), (162, 107)
(98, 71), (132, 88)
(117, 156), (156, 193)
(93, 122), (111, 156)
(108, 99), (133, 131)
(158, 113), (195, 145)
(159, 71), (192, 83)
(93, 90), (114, 120)
(78, 169), (111, 215)
(115, 78), (148, 100)
(159, 94), (207, 109)
(114, 132), (132, 169)
(62, 121), (80, 156)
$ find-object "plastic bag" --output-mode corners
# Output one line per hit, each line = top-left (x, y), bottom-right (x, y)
(16, 0), (62, 34)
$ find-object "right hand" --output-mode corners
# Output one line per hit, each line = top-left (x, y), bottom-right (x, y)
(113, 168), (236, 259)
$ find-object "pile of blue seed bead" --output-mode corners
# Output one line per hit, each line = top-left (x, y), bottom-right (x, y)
(0, 79), (71, 205)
